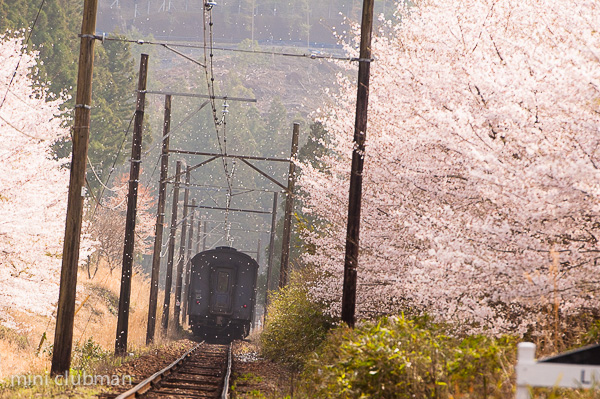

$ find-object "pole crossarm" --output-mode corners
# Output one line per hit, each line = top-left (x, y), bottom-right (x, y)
(187, 183), (282, 194)
(240, 159), (288, 192)
(168, 149), (291, 163)
(142, 90), (257, 102)
(186, 204), (273, 215)
(163, 156), (219, 183)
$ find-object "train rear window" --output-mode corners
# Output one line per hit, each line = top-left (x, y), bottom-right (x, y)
(216, 271), (229, 292)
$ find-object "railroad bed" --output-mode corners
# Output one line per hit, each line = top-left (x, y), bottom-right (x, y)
(114, 342), (232, 399)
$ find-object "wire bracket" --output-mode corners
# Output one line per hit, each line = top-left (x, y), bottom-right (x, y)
(74, 104), (91, 109)
(78, 33), (106, 43)
(351, 57), (375, 63)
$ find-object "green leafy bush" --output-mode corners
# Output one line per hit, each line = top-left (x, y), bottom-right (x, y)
(72, 338), (108, 372)
(261, 279), (336, 370)
(299, 315), (516, 399)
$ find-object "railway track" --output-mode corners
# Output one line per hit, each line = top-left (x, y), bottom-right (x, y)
(115, 342), (232, 399)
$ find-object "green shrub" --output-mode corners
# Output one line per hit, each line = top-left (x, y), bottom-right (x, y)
(72, 338), (108, 372)
(261, 280), (336, 370)
(299, 315), (516, 399)
(447, 334), (516, 398)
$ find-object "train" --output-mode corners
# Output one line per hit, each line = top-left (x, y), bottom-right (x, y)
(186, 246), (259, 341)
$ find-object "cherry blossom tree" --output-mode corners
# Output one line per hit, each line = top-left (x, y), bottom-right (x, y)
(0, 34), (94, 326)
(300, 0), (600, 335)
(89, 172), (155, 274)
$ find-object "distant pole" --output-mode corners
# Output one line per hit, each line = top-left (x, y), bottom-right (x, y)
(196, 220), (202, 253)
(146, 94), (171, 345)
(51, 0), (99, 376)
(279, 123), (299, 288)
(174, 166), (191, 327)
(256, 238), (261, 265)
(202, 221), (208, 251)
(254, 237), (260, 327)
(115, 53), (149, 356)
(341, 0), (375, 328)
(161, 160), (182, 333)
(182, 198), (195, 324)
(265, 192), (278, 299)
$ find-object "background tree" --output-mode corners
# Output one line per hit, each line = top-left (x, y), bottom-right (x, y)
(89, 172), (156, 274)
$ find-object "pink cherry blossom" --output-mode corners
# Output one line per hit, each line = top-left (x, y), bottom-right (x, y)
(300, 0), (600, 335)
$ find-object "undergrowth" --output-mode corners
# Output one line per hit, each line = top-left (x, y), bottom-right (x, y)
(260, 269), (600, 398)
(298, 315), (516, 399)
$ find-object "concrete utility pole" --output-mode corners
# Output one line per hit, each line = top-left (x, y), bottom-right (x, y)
(161, 160), (182, 333)
(341, 0), (375, 328)
(115, 53), (149, 356)
(51, 0), (98, 376)
(279, 123), (299, 288)
(174, 167), (191, 327)
(146, 94), (172, 344)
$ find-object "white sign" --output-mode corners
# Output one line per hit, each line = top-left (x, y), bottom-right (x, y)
(516, 342), (600, 399)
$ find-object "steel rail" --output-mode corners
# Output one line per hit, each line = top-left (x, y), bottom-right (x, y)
(114, 341), (204, 399)
(221, 343), (233, 399)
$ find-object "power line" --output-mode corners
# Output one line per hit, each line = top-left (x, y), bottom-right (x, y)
(88, 111), (135, 220)
(0, 0), (47, 111)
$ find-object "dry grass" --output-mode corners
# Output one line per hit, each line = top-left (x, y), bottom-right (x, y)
(0, 260), (174, 381)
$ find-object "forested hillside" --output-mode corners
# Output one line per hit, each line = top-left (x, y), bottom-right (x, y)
(96, 0), (392, 44)
(0, 0), (140, 188)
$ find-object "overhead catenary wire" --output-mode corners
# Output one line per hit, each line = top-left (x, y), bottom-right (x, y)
(202, 5), (235, 244)
(99, 36), (365, 62)
(141, 100), (210, 159)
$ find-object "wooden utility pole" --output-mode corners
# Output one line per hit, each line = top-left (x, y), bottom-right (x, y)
(146, 94), (171, 344)
(279, 123), (299, 288)
(161, 160), (182, 333)
(202, 221), (208, 251)
(115, 53), (149, 356)
(174, 166), (191, 327)
(265, 192), (278, 305)
(181, 198), (195, 324)
(51, 0), (98, 376)
(341, 0), (375, 328)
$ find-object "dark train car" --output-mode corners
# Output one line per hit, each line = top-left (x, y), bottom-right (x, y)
(187, 246), (259, 341)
